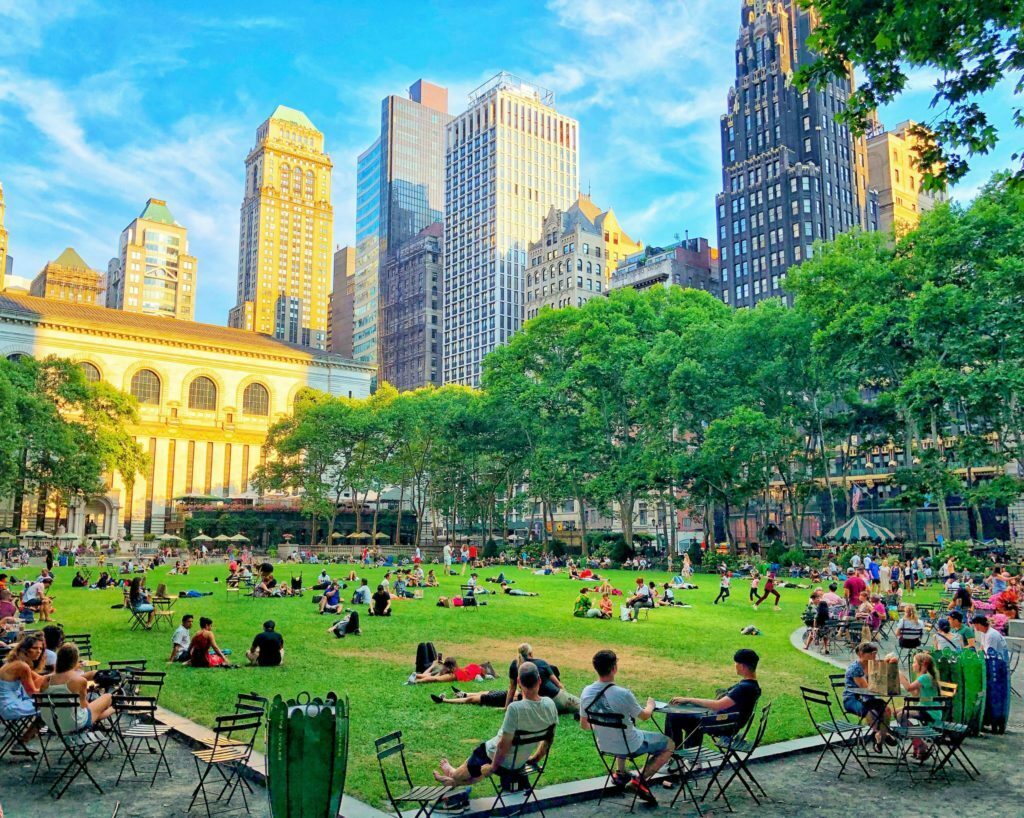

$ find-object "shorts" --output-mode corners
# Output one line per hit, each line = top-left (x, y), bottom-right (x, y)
(620, 731), (670, 757)
(845, 696), (885, 719)
(479, 690), (507, 708)
(466, 742), (493, 779)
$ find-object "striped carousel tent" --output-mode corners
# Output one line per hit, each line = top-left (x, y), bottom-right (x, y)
(823, 514), (896, 543)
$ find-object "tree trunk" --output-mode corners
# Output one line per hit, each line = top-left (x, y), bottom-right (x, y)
(577, 493), (589, 557)
(395, 483), (405, 546)
(35, 485), (48, 531)
(619, 492), (635, 548)
(371, 490), (381, 540)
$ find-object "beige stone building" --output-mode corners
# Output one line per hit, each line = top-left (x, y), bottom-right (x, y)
(0, 182), (8, 291)
(0, 293), (374, 538)
(105, 199), (198, 320)
(29, 247), (104, 305)
(229, 106), (333, 350)
(867, 120), (947, 237)
(524, 195), (640, 320)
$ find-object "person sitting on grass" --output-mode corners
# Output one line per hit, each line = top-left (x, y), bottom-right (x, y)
(507, 643), (580, 714)
(352, 578), (372, 605)
(315, 569), (331, 590)
(319, 581), (343, 615)
(432, 662), (557, 786)
(22, 576), (55, 621)
(169, 614), (193, 663)
(843, 642), (894, 751)
(255, 563), (292, 597)
(71, 571), (87, 588)
(391, 576), (416, 599)
(370, 584), (392, 617)
(247, 620), (284, 667)
(663, 649), (762, 750)
(574, 588), (594, 617)
(412, 657), (496, 684)
(580, 649), (673, 806)
(327, 610), (361, 638)
(94, 571), (114, 590)
(188, 617), (230, 667)
(42, 644), (114, 733)
(593, 578), (614, 596)
(424, 569), (439, 587)
(599, 592), (614, 618)
(501, 582), (538, 597)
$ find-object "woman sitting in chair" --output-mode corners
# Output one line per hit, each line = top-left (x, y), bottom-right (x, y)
(128, 577), (155, 628)
(41, 644), (113, 733)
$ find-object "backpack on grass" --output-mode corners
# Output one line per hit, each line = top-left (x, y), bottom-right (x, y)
(415, 642), (439, 673)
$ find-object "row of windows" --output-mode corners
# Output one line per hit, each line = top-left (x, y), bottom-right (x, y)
(125, 369), (270, 415)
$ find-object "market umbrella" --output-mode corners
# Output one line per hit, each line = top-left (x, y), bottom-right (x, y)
(213, 534), (232, 543)
(23, 530), (49, 539)
(347, 532), (371, 540)
(0, 532), (15, 541)
(56, 533), (79, 541)
(87, 533), (110, 541)
(373, 532), (389, 540)
(823, 514), (896, 543)
(330, 532), (345, 540)
(229, 533), (250, 543)
(191, 534), (213, 543)
(158, 533), (181, 542)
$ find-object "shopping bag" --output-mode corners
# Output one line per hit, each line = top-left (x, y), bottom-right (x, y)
(866, 659), (900, 695)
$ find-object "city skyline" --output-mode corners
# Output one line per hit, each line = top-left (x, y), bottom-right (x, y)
(0, 1), (1018, 325)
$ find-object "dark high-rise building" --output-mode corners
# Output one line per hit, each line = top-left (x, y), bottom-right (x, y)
(716, 0), (872, 308)
(351, 80), (452, 370)
(379, 223), (443, 391)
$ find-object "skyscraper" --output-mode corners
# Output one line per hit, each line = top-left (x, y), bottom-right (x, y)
(106, 198), (198, 320)
(328, 245), (356, 358)
(229, 106), (333, 349)
(30, 248), (103, 305)
(444, 72), (579, 386)
(867, 120), (947, 237)
(0, 182), (9, 291)
(351, 80), (451, 368)
(715, 0), (872, 308)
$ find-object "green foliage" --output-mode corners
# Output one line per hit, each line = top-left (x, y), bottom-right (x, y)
(795, 0), (1024, 188)
(781, 547), (807, 567)
(931, 541), (988, 573)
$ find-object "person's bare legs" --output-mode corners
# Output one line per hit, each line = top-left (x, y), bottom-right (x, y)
(433, 758), (489, 785)
(87, 693), (115, 725)
(641, 741), (675, 780)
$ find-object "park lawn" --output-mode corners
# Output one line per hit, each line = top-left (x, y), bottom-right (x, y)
(26, 562), (939, 807)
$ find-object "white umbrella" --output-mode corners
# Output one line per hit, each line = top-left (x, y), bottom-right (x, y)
(56, 533), (79, 541)
(158, 533), (181, 542)
(229, 533), (250, 543)
(191, 534), (213, 543)
(213, 534), (232, 543)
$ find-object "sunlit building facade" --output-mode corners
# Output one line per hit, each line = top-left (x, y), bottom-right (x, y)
(0, 182), (8, 292)
(444, 72), (579, 386)
(0, 293), (373, 538)
(106, 199), (197, 320)
(30, 248), (104, 305)
(229, 106), (333, 349)
(867, 120), (947, 237)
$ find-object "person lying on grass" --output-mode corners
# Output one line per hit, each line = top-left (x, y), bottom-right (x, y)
(501, 582), (538, 597)
(327, 610), (361, 638)
(430, 688), (508, 707)
(411, 657), (496, 684)
(432, 661), (557, 786)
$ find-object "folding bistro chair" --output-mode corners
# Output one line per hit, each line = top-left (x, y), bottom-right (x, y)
(375, 731), (455, 818)
(112, 694), (173, 786)
(107, 658), (149, 672)
(665, 711), (742, 816)
(932, 692), (982, 781)
(124, 593), (152, 631)
(63, 634), (98, 671)
(582, 710), (657, 813)
(487, 724), (556, 818)
(889, 697), (944, 783)
(187, 711), (262, 817)
(1009, 643), (1022, 698)
(704, 703), (772, 807)
(125, 670), (166, 703)
(459, 585), (478, 610)
(0, 709), (39, 761)
(799, 686), (870, 778)
(33, 692), (109, 799)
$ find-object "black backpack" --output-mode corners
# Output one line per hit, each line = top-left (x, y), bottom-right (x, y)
(415, 642), (439, 673)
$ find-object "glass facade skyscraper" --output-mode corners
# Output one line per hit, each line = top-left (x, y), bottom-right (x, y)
(443, 72), (579, 386)
(715, 0), (872, 308)
(351, 80), (451, 370)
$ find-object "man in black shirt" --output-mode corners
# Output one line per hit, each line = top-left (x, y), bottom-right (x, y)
(246, 620), (285, 667)
(665, 649), (762, 747)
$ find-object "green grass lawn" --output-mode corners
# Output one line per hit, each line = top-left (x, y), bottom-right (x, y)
(20, 561), (939, 807)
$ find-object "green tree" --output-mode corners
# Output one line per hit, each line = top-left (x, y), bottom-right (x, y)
(796, 0), (1024, 187)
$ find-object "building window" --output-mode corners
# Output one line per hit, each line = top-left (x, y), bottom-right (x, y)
(130, 369), (161, 405)
(79, 362), (101, 383)
(188, 376), (218, 411)
(242, 383), (270, 416)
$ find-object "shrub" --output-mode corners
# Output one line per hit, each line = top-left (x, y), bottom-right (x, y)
(931, 541), (988, 573)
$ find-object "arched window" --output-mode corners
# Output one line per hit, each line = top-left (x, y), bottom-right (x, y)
(586, 262), (592, 274)
(188, 376), (217, 411)
(576, 259), (583, 271)
(242, 383), (270, 416)
(6, 352), (28, 362)
(79, 362), (101, 383)
(293, 170), (303, 196)
(595, 263), (601, 276)
(305, 170), (315, 198)
(280, 164), (290, 192)
(130, 369), (161, 405)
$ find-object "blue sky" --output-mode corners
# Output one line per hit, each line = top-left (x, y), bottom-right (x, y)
(0, 0), (1018, 325)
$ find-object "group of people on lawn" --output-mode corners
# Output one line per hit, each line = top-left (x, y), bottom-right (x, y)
(429, 645), (762, 807)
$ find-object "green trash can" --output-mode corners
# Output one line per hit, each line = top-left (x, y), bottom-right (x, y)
(67, 554), (76, 567)
(267, 691), (350, 818)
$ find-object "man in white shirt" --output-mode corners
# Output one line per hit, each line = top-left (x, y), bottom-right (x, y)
(433, 662), (556, 785)
(580, 650), (673, 805)
(23, 577), (54, 620)
(973, 615), (1009, 663)
(443, 543), (453, 575)
(169, 614), (194, 663)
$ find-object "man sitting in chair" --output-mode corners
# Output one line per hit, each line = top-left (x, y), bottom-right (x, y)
(579, 649), (674, 806)
(432, 661), (557, 786)
(663, 648), (762, 748)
